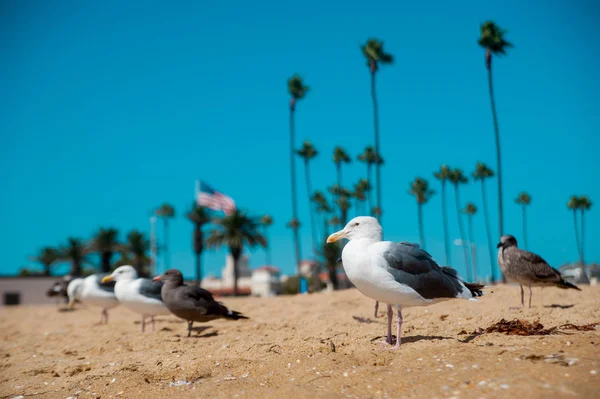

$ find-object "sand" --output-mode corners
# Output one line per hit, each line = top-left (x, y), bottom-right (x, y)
(1, 284), (599, 399)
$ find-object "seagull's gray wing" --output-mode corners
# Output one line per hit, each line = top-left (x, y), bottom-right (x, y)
(138, 279), (164, 301)
(514, 249), (561, 282)
(95, 274), (116, 292)
(380, 242), (465, 299)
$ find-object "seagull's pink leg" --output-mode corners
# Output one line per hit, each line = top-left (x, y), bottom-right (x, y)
(377, 305), (394, 346)
(141, 316), (146, 333)
(381, 308), (403, 350)
(374, 301), (379, 318)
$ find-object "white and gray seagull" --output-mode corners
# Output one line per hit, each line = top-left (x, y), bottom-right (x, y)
(497, 234), (580, 308)
(327, 216), (483, 349)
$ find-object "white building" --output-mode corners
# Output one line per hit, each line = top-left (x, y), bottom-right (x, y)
(251, 266), (282, 297)
(201, 254), (253, 296)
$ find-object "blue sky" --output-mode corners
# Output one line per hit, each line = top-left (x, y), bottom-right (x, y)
(1, 1), (598, 280)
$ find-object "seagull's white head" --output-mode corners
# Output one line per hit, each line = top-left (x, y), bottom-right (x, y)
(327, 216), (383, 243)
(102, 265), (138, 283)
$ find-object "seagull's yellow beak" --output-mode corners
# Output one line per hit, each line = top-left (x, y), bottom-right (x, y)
(101, 275), (114, 284)
(327, 229), (346, 243)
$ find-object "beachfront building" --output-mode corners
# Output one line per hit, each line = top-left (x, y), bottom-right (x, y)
(251, 266), (282, 297)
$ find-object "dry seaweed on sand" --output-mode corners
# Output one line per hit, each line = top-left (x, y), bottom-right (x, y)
(484, 318), (557, 336)
(558, 322), (599, 331)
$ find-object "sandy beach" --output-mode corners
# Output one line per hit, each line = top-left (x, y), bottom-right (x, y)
(1, 284), (599, 398)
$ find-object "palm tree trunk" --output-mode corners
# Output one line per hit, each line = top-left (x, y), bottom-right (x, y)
(231, 247), (242, 296)
(580, 209), (585, 267)
(417, 203), (425, 249)
(264, 227), (272, 265)
(70, 261), (82, 277)
(44, 263), (51, 276)
(328, 264), (338, 290)
(100, 251), (112, 273)
(522, 205), (528, 250)
(453, 186), (471, 280)
(289, 107), (302, 277)
(366, 164), (373, 214)
(304, 160), (317, 257)
(370, 68), (383, 223)
(440, 182), (451, 265)
(467, 214), (477, 281)
(195, 252), (202, 286)
(572, 209), (582, 264)
(163, 219), (169, 269)
(480, 181), (496, 283)
(486, 57), (505, 282)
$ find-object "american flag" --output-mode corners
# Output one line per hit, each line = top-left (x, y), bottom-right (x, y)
(197, 181), (236, 215)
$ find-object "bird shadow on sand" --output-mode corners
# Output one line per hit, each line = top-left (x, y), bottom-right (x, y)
(173, 326), (218, 339)
(544, 304), (575, 309)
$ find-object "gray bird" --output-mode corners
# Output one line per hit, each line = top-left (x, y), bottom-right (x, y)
(497, 235), (580, 308)
(154, 269), (248, 337)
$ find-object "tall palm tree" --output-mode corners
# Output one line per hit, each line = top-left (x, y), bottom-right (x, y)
(579, 196), (592, 268)
(352, 179), (369, 216)
(362, 39), (393, 224)
(297, 140), (319, 256)
(155, 203), (175, 269)
(448, 169), (471, 280)
(124, 230), (151, 277)
(207, 210), (266, 296)
(333, 147), (352, 188)
(312, 191), (331, 237)
(434, 165), (452, 265)
(472, 162), (497, 282)
(408, 177), (435, 249)
(462, 203), (478, 281)
(260, 214), (274, 265)
(59, 238), (89, 277)
(478, 21), (512, 255)
(90, 228), (120, 273)
(335, 192), (352, 225)
(186, 203), (210, 286)
(567, 195), (582, 263)
(31, 247), (59, 276)
(357, 146), (383, 215)
(514, 192), (532, 249)
(287, 75), (309, 278)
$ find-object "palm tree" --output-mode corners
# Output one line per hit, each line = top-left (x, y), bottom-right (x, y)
(357, 146), (383, 214)
(408, 177), (435, 249)
(472, 162), (497, 282)
(186, 203), (210, 286)
(297, 140), (319, 256)
(478, 21), (512, 256)
(59, 238), (89, 276)
(514, 192), (532, 249)
(333, 147), (352, 188)
(90, 228), (120, 273)
(260, 214), (274, 265)
(462, 203), (478, 281)
(335, 193), (352, 225)
(434, 165), (452, 265)
(31, 247), (59, 276)
(567, 195), (582, 263)
(287, 75), (309, 279)
(312, 191), (331, 237)
(352, 179), (369, 216)
(362, 39), (393, 224)
(579, 196), (592, 268)
(207, 210), (266, 296)
(448, 169), (471, 280)
(155, 203), (175, 269)
(322, 240), (340, 290)
(124, 230), (151, 277)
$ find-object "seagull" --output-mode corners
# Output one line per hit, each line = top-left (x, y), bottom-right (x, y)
(497, 235), (580, 308)
(154, 269), (248, 337)
(67, 274), (119, 324)
(327, 216), (483, 349)
(102, 265), (170, 332)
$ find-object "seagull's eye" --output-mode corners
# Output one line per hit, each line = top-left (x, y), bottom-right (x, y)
(354, 223), (360, 227)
